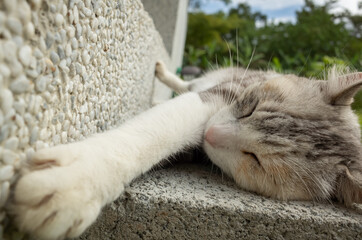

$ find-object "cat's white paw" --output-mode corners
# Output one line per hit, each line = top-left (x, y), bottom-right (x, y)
(12, 145), (103, 240)
(155, 60), (168, 80)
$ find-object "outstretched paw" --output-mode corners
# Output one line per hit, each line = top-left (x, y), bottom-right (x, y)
(11, 145), (103, 239)
(155, 60), (168, 80)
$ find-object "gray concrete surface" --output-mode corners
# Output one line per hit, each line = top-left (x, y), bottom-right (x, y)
(79, 162), (362, 239)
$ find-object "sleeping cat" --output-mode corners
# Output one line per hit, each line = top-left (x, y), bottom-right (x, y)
(11, 61), (362, 239)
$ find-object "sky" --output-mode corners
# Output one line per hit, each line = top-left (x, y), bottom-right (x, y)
(200, 0), (362, 24)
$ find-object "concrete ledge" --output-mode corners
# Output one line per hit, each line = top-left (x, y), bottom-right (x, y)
(79, 163), (362, 239)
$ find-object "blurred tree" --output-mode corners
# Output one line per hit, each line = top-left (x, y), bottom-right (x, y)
(185, 0), (361, 75)
(189, 0), (231, 10)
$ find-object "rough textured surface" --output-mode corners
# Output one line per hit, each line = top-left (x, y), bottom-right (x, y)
(0, 0), (170, 238)
(79, 162), (362, 239)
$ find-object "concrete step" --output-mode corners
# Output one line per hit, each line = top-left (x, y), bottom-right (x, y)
(79, 162), (362, 239)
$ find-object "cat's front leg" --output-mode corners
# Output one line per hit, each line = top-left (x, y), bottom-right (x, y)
(12, 92), (223, 239)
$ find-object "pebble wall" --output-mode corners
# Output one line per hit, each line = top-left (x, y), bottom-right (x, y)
(0, 0), (170, 237)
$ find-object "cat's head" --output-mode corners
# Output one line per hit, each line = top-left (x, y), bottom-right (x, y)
(204, 70), (362, 206)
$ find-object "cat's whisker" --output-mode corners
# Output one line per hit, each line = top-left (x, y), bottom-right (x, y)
(229, 47), (256, 104)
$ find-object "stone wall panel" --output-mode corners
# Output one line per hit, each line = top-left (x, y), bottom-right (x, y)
(0, 0), (170, 238)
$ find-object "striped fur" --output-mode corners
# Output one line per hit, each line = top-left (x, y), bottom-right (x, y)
(157, 61), (362, 205)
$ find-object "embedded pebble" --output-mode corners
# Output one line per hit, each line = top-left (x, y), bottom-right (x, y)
(33, 48), (44, 59)
(0, 166), (14, 181)
(6, 17), (23, 35)
(4, 0), (17, 13)
(4, 137), (19, 150)
(18, 45), (32, 67)
(82, 50), (90, 64)
(76, 23), (83, 39)
(50, 51), (60, 65)
(10, 75), (31, 94)
(18, 0), (32, 24)
(57, 46), (65, 60)
(54, 32), (62, 44)
(9, 60), (23, 77)
(55, 13), (64, 26)
(3, 41), (17, 62)
(0, 64), (10, 79)
(25, 22), (35, 39)
(30, 127), (39, 144)
(45, 32), (55, 49)
(71, 37), (78, 49)
(0, 89), (13, 114)
(2, 150), (18, 165)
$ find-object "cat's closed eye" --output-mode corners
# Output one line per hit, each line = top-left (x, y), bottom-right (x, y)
(242, 151), (261, 166)
(237, 102), (258, 119)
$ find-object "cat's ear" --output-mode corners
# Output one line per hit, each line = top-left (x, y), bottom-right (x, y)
(335, 163), (362, 206)
(326, 71), (362, 106)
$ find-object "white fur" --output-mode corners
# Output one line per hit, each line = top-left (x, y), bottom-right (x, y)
(13, 90), (223, 239)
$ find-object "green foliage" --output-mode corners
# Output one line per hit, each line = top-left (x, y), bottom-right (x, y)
(184, 0), (362, 110)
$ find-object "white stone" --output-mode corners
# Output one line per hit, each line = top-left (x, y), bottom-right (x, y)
(61, 132), (67, 143)
(71, 37), (78, 49)
(25, 22), (35, 39)
(55, 13), (64, 26)
(0, 165), (14, 181)
(35, 140), (45, 150)
(3, 40), (17, 62)
(10, 75), (31, 94)
(4, 0), (16, 13)
(4, 137), (19, 150)
(33, 48), (44, 59)
(13, 99), (26, 115)
(65, 43), (72, 57)
(67, 26), (75, 38)
(26, 69), (39, 79)
(18, 0), (32, 24)
(39, 37), (47, 52)
(50, 51), (60, 64)
(6, 17), (23, 35)
(9, 59), (23, 77)
(2, 149), (18, 164)
(82, 50), (90, 64)
(91, 18), (99, 30)
(83, 7), (92, 17)
(74, 6), (79, 24)
(53, 135), (60, 145)
(30, 126), (39, 144)
(0, 89), (13, 114)
(0, 64), (11, 79)
(18, 45), (32, 67)
(39, 128), (48, 140)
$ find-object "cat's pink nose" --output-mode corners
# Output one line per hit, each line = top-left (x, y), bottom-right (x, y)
(205, 126), (218, 148)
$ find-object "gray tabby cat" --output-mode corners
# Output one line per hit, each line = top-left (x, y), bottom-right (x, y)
(12, 61), (362, 239)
